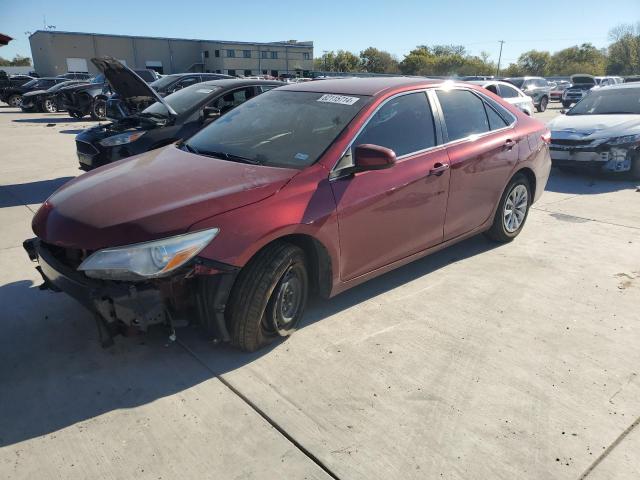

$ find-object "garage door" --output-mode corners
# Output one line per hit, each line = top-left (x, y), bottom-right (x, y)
(66, 58), (88, 73)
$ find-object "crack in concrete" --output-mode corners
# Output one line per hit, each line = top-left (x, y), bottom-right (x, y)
(578, 415), (640, 479)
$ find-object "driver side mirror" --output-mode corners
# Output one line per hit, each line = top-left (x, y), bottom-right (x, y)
(202, 106), (221, 120)
(353, 144), (396, 172)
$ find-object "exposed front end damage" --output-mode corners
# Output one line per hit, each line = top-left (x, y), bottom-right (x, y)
(549, 138), (638, 173)
(23, 238), (238, 347)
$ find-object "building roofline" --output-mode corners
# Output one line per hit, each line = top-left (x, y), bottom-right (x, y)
(29, 30), (313, 48)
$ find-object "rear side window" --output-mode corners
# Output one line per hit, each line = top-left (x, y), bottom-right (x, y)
(499, 84), (519, 98)
(485, 104), (508, 130)
(354, 92), (436, 156)
(437, 89), (489, 141)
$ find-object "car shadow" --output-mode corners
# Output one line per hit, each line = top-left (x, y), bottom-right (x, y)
(545, 167), (638, 195)
(0, 177), (74, 208)
(12, 117), (87, 124)
(58, 129), (85, 134)
(0, 234), (496, 447)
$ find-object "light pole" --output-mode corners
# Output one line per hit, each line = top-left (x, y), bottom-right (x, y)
(323, 50), (328, 73)
(496, 40), (505, 77)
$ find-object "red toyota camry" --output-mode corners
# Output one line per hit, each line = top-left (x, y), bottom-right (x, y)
(25, 77), (551, 351)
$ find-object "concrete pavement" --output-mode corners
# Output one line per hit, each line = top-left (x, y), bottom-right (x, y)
(0, 104), (638, 479)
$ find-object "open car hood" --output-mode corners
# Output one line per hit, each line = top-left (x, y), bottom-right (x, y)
(91, 56), (176, 116)
(570, 74), (596, 86)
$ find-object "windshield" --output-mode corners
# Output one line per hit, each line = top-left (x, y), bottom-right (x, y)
(142, 84), (220, 117)
(47, 81), (76, 92)
(568, 88), (640, 115)
(184, 90), (368, 169)
(506, 78), (524, 88)
(150, 75), (180, 90)
(22, 79), (38, 88)
(91, 74), (105, 84)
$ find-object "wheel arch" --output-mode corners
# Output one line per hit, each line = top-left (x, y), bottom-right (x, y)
(513, 166), (537, 200)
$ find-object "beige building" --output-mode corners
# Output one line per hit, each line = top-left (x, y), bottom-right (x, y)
(29, 30), (313, 77)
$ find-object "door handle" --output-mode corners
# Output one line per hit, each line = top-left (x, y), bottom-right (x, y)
(504, 139), (516, 150)
(428, 162), (450, 177)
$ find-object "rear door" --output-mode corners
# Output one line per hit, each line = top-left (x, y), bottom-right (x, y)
(435, 88), (521, 240)
(331, 90), (450, 280)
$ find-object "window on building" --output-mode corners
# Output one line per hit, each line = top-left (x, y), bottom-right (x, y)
(262, 69), (268, 75)
(271, 70), (278, 77)
(270, 51), (278, 59)
(436, 89), (490, 141)
(228, 69), (237, 76)
(216, 69), (221, 73)
(215, 50), (220, 58)
(261, 51), (268, 59)
(204, 50), (209, 58)
(244, 69), (252, 76)
(227, 49), (235, 58)
(354, 92), (436, 157)
(243, 50), (251, 58)
(303, 52), (310, 60)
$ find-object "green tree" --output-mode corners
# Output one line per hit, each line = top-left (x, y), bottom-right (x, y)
(548, 43), (606, 75)
(0, 55), (32, 67)
(359, 47), (399, 73)
(606, 23), (640, 75)
(399, 44), (494, 76)
(517, 50), (551, 76)
(334, 50), (362, 72)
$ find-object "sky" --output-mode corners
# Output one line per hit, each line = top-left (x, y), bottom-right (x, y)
(1, 0), (639, 68)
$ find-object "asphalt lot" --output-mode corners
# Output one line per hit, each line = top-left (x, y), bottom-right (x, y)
(1, 101), (639, 479)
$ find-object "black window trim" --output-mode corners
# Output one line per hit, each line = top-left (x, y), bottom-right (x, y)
(331, 89), (444, 175)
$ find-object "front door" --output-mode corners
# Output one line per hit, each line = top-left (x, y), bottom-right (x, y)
(330, 91), (450, 281)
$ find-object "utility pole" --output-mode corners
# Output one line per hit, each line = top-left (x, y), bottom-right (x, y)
(496, 40), (505, 77)
(323, 50), (328, 73)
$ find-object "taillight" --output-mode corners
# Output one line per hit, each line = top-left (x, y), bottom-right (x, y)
(541, 130), (551, 144)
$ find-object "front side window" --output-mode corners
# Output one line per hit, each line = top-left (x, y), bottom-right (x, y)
(184, 90), (368, 169)
(437, 89), (490, 141)
(499, 84), (519, 98)
(354, 92), (436, 157)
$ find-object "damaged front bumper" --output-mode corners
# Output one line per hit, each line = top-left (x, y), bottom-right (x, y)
(549, 142), (637, 173)
(23, 238), (238, 346)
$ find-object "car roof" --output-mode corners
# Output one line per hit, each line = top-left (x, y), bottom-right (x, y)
(199, 79), (284, 88)
(467, 80), (518, 88)
(279, 76), (441, 96)
(596, 83), (640, 92)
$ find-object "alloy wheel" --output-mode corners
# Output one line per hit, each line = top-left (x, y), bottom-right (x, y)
(503, 184), (528, 233)
(44, 99), (57, 113)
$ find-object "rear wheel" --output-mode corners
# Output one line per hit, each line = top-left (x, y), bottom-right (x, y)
(484, 173), (531, 243)
(562, 101), (571, 108)
(90, 98), (106, 120)
(226, 242), (309, 352)
(43, 98), (57, 113)
(7, 94), (21, 108)
(536, 96), (548, 112)
(68, 109), (84, 119)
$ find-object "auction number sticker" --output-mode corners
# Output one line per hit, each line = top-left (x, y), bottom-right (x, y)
(317, 94), (360, 105)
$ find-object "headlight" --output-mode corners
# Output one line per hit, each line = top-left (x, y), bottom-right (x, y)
(606, 134), (640, 146)
(78, 228), (219, 281)
(99, 130), (146, 147)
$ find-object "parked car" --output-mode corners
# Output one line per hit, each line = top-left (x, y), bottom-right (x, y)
(56, 60), (162, 120)
(0, 77), (68, 107)
(561, 74), (596, 108)
(468, 80), (535, 115)
(76, 77), (283, 170)
(0, 72), (33, 103)
(461, 75), (496, 81)
(548, 83), (640, 178)
(149, 73), (234, 97)
(504, 76), (551, 112)
(57, 72), (93, 80)
(549, 81), (571, 102)
(594, 76), (623, 87)
(24, 77), (551, 351)
(20, 80), (86, 112)
(624, 76), (640, 83)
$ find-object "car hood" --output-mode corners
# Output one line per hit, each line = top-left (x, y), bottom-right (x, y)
(32, 146), (299, 250)
(548, 114), (640, 140)
(91, 57), (175, 115)
(22, 89), (46, 98)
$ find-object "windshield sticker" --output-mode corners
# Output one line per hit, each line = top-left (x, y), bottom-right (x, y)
(294, 153), (310, 161)
(317, 94), (359, 105)
(196, 89), (214, 94)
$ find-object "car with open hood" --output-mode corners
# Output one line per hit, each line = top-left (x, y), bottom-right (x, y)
(548, 83), (640, 178)
(504, 76), (551, 112)
(1, 77), (68, 107)
(561, 74), (596, 108)
(57, 58), (161, 120)
(148, 72), (234, 97)
(24, 77), (551, 351)
(467, 80), (535, 116)
(75, 78), (283, 170)
(20, 80), (86, 112)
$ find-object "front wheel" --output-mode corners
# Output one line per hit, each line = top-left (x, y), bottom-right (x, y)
(226, 242), (309, 352)
(90, 98), (106, 120)
(7, 94), (21, 108)
(43, 98), (57, 113)
(536, 96), (548, 112)
(484, 173), (532, 243)
(68, 109), (84, 119)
